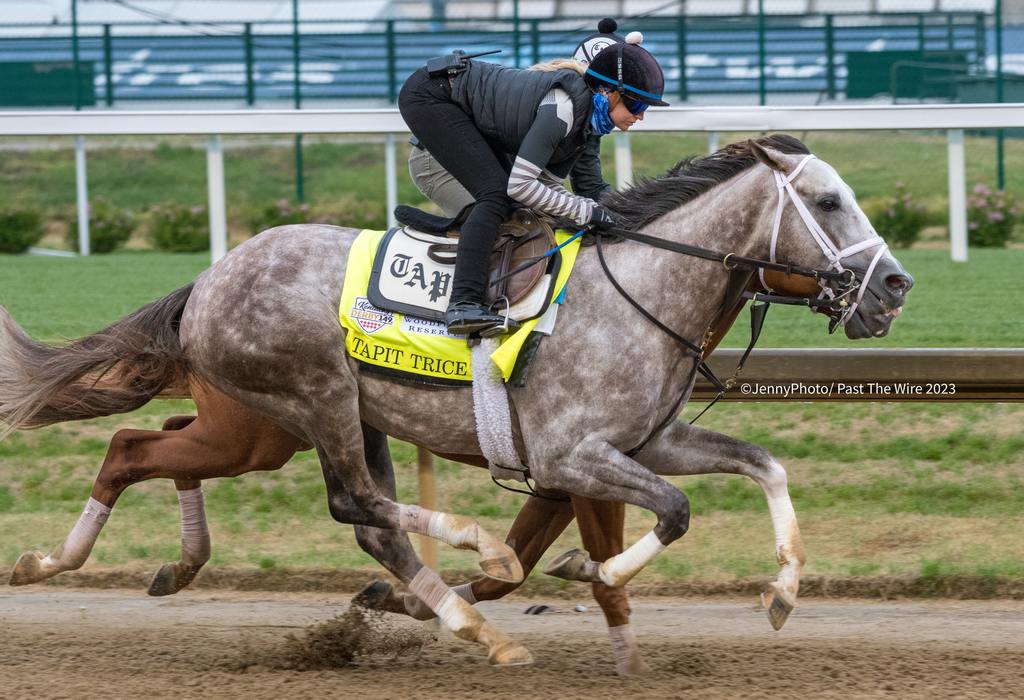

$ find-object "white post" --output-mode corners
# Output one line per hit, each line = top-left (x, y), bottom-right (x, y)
(708, 131), (720, 154)
(947, 128), (968, 263)
(385, 133), (397, 229)
(75, 136), (90, 256)
(614, 131), (633, 189)
(206, 135), (228, 264)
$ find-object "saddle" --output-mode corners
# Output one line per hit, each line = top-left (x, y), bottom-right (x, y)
(393, 203), (557, 306)
(368, 204), (560, 323)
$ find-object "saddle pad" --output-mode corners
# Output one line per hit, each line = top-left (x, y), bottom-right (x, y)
(339, 228), (581, 385)
(367, 226), (559, 323)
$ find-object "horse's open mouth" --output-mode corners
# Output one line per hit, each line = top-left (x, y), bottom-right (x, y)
(842, 302), (904, 339)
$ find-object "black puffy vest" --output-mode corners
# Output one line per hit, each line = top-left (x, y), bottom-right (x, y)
(449, 61), (594, 176)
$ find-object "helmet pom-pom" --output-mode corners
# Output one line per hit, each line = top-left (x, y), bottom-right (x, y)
(597, 18), (618, 34)
(625, 31), (644, 45)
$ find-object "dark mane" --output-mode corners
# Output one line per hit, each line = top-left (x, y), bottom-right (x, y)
(603, 134), (810, 229)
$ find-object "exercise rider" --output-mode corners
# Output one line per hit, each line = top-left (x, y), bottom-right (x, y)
(398, 36), (668, 336)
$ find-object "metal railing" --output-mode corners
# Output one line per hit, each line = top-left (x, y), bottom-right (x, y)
(2, 102), (1019, 261)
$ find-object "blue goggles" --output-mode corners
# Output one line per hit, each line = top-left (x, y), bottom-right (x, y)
(620, 93), (649, 115)
(585, 67), (659, 115)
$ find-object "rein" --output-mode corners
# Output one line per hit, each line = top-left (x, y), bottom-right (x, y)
(590, 154), (887, 453)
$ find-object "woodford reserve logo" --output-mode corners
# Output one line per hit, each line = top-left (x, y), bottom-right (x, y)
(350, 297), (394, 334)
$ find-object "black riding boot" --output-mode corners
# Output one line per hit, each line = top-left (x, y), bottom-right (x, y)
(445, 299), (519, 337)
(445, 209), (521, 336)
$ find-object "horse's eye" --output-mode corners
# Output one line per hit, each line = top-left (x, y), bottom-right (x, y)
(819, 198), (839, 212)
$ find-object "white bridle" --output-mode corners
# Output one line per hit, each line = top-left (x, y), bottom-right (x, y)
(759, 154), (888, 326)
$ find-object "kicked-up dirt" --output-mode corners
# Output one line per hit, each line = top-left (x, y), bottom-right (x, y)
(1, 589), (1023, 699)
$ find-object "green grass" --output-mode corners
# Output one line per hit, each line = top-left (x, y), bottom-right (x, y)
(0, 252), (208, 340)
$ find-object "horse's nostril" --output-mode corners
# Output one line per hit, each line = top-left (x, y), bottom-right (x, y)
(886, 274), (912, 293)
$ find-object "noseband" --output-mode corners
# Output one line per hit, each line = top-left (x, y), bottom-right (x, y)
(761, 154), (888, 329)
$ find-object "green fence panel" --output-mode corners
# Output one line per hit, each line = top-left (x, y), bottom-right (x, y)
(0, 61), (96, 107)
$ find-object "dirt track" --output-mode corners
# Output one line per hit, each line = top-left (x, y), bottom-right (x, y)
(2, 589), (1023, 700)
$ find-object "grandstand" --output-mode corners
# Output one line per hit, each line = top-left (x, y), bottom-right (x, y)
(2, 1), (1005, 27)
(1, 0), (1018, 107)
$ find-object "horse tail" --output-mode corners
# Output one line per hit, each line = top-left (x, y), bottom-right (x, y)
(0, 282), (194, 436)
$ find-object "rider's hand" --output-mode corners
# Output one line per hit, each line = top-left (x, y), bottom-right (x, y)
(588, 204), (621, 231)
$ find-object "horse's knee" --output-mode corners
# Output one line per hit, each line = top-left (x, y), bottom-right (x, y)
(327, 492), (359, 524)
(161, 415), (197, 431)
(354, 524), (389, 557)
(746, 452), (788, 492)
(655, 489), (690, 543)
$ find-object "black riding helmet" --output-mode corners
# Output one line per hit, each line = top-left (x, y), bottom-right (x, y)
(584, 42), (669, 107)
(574, 17), (624, 64)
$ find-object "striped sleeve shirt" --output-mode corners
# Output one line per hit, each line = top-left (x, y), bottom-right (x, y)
(506, 88), (597, 224)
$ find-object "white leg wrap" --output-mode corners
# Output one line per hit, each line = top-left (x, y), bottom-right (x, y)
(408, 567), (475, 634)
(398, 504), (428, 533)
(452, 582), (477, 605)
(177, 487), (211, 567)
(398, 505), (478, 550)
(407, 580), (477, 619)
(762, 462), (803, 566)
(767, 492), (798, 556)
(427, 512), (477, 549)
(42, 498), (111, 571)
(598, 531), (666, 587)
(608, 624), (640, 675)
(760, 461), (804, 606)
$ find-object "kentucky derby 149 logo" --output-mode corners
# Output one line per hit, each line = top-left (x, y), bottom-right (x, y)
(350, 297), (394, 334)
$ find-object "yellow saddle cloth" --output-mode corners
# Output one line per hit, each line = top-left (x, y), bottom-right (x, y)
(339, 228), (581, 384)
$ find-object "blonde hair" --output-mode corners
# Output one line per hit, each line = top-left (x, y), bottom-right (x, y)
(528, 58), (586, 75)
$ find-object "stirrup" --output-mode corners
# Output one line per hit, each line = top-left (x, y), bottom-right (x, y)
(479, 296), (520, 338)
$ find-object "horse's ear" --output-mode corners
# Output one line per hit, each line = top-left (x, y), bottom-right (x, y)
(749, 140), (794, 174)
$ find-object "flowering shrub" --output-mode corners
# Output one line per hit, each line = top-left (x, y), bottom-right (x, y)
(871, 183), (929, 249)
(66, 200), (136, 253)
(967, 184), (1018, 248)
(0, 208), (43, 254)
(149, 204), (209, 252)
(249, 198), (312, 233)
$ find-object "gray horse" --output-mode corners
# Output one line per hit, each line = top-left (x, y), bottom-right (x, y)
(0, 135), (911, 665)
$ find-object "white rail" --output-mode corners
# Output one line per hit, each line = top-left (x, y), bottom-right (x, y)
(4, 103), (1021, 263)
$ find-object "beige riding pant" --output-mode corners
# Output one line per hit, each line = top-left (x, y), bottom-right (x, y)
(408, 144), (475, 218)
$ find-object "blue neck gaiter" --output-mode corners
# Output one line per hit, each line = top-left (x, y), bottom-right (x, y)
(590, 92), (615, 136)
